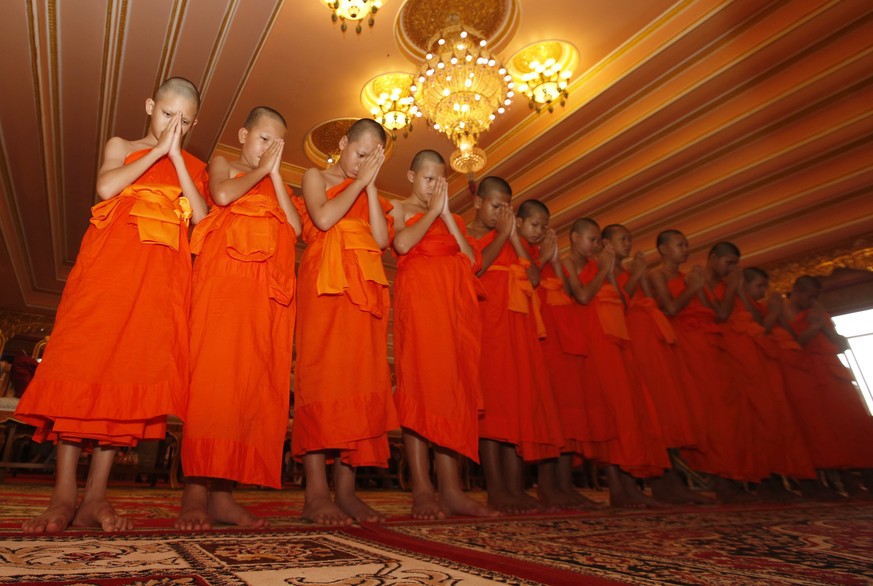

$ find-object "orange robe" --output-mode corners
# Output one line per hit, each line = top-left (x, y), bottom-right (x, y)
(790, 310), (873, 469)
(667, 274), (758, 481)
(182, 176), (296, 488)
(15, 149), (206, 446)
(713, 284), (816, 480)
(473, 232), (562, 461)
(579, 260), (669, 478)
(291, 178), (398, 467)
(617, 272), (702, 450)
(536, 264), (589, 457)
(393, 214), (483, 462)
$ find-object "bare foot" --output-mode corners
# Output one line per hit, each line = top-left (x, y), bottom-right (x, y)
(651, 474), (714, 505)
(208, 492), (268, 528)
(713, 478), (758, 504)
(562, 488), (606, 509)
(439, 490), (499, 518)
(411, 491), (446, 520)
(176, 484), (212, 531)
(537, 484), (578, 510)
(755, 479), (801, 503)
(302, 495), (353, 526)
(72, 498), (132, 532)
(22, 497), (77, 533)
(336, 493), (385, 523)
(609, 487), (657, 509)
(487, 490), (540, 514)
(798, 480), (845, 502)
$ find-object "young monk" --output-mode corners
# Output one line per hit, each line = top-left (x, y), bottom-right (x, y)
(391, 149), (496, 519)
(786, 276), (873, 493)
(563, 219), (670, 508)
(602, 224), (710, 504)
(177, 107), (301, 530)
(14, 77), (208, 532)
(466, 178), (562, 514)
(292, 118), (397, 525)
(707, 244), (817, 499)
(649, 231), (756, 502)
(741, 268), (841, 499)
(521, 201), (600, 509)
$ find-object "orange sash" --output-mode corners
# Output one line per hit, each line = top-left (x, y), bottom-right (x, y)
(316, 217), (388, 314)
(487, 261), (546, 338)
(540, 276), (572, 306)
(91, 184), (191, 251)
(596, 284), (630, 341)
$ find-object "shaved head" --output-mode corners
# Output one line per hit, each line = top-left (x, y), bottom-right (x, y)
(244, 106), (286, 129)
(517, 199), (550, 219)
(154, 77), (200, 111)
(477, 176), (512, 198)
(601, 223), (627, 240)
(410, 149), (445, 171)
(793, 275), (822, 293)
(743, 267), (768, 283)
(571, 217), (600, 235)
(347, 118), (387, 145)
(656, 229), (684, 249)
(709, 241), (741, 259)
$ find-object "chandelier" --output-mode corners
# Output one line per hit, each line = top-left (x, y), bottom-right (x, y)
(412, 25), (514, 173)
(507, 40), (579, 113)
(360, 73), (420, 139)
(319, 0), (383, 34)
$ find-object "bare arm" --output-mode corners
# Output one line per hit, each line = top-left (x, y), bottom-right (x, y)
(624, 252), (648, 297)
(392, 201), (437, 255)
(476, 205), (514, 275)
(510, 231), (541, 287)
(561, 253), (611, 305)
(649, 267), (704, 316)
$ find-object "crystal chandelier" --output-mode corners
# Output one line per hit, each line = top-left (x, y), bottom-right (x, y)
(412, 24), (514, 174)
(319, 0), (383, 34)
(360, 73), (420, 139)
(507, 40), (579, 113)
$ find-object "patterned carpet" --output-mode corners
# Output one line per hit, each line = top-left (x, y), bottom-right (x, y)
(0, 481), (871, 585)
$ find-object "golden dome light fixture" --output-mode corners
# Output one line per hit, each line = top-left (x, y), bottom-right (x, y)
(360, 73), (421, 139)
(319, 0), (383, 34)
(507, 40), (579, 113)
(412, 24), (514, 174)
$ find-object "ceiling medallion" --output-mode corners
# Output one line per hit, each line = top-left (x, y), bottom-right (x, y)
(304, 118), (394, 168)
(395, 0), (520, 62)
(507, 40), (580, 113)
(319, 0), (383, 34)
(360, 73), (421, 139)
(413, 25), (513, 174)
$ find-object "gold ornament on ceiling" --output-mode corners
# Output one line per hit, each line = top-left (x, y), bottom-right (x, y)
(764, 239), (873, 293)
(395, 0), (520, 62)
(412, 24), (513, 174)
(360, 73), (421, 139)
(507, 40), (580, 113)
(304, 118), (394, 168)
(319, 0), (384, 34)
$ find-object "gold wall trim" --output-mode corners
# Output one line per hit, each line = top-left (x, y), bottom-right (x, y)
(765, 240), (873, 293)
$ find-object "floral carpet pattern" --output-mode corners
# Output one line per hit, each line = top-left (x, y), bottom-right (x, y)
(0, 482), (871, 585)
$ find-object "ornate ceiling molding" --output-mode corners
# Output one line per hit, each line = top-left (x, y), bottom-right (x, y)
(765, 239), (873, 293)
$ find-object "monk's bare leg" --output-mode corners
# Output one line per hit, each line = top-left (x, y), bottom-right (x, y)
(840, 471), (873, 500)
(556, 453), (602, 508)
(209, 478), (268, 527)
(754, 475), (800, 503)
(403, 429), (444, 520)
(651, 468), (713, 505)
(73, 445), (132, 531)
(712, 476), (757, 504)
(23, 441), (80, 533)
(502, 444), (544, 512)
(434, 446), (498, 518)
(798, 477), (844, 501)
(481, 439), (519, 513)
(176, 477), (212, 530)
(335, 460), (385, 523)
(536, 459), (576, 510)
(606, 466), (656, 509)
(301, 452), (352, 525)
